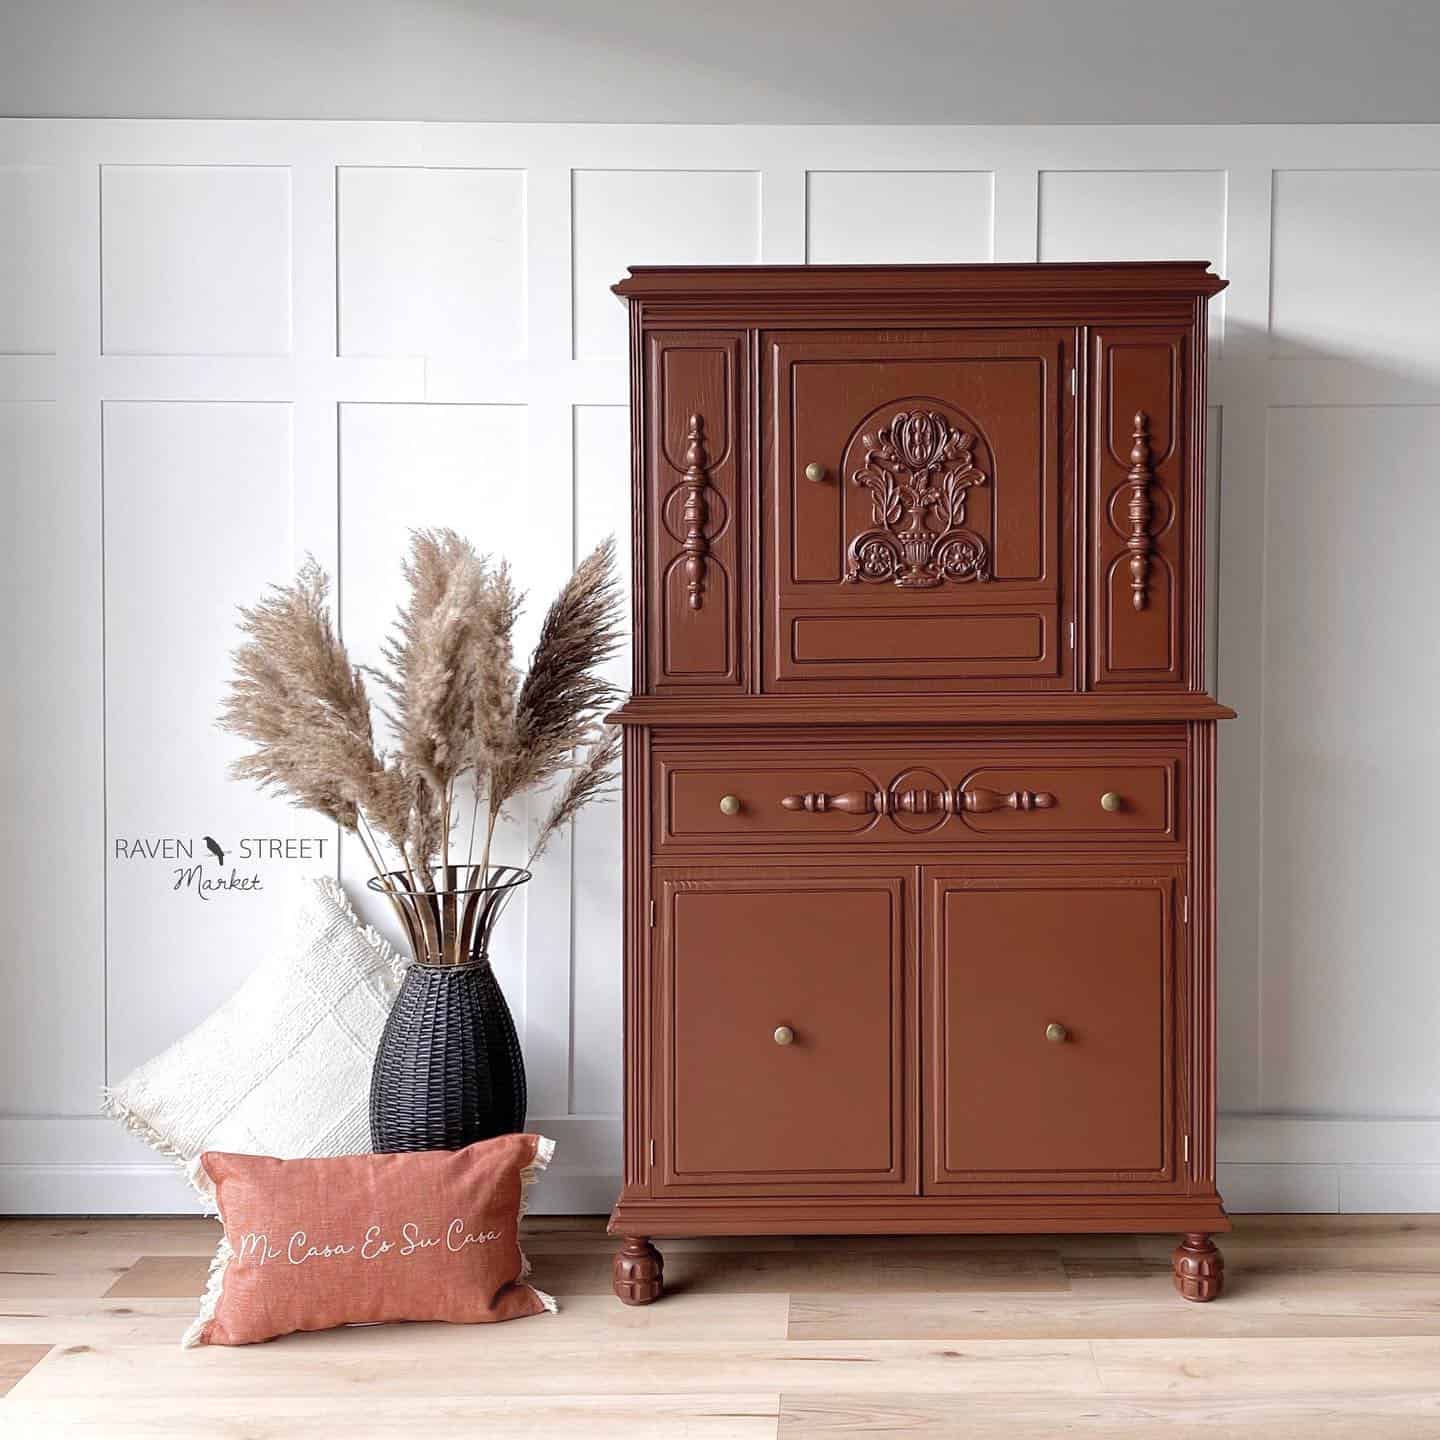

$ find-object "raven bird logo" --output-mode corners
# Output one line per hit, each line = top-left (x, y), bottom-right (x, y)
(203, 836), (226, 866)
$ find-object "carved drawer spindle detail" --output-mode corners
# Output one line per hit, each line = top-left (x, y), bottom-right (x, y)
(781, 789), (886, 815)
(960, 785), (1057, 814)
(1125, 410), (1156, 612)
(781, 784), (1057, 820)
(680, 413), (712, 611)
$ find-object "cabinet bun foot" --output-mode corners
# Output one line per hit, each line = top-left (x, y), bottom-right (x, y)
(613, 1236), (664, 1305)
(1172, 1232), (1224, 1302)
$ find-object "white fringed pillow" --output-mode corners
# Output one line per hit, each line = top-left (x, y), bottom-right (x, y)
(103, 877), (407, 1202)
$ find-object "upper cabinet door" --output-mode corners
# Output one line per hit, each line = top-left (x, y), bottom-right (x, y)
(643, 331), (747, 692)
(765, 330), (1074, 692)
(1089, 327), (1192, 688)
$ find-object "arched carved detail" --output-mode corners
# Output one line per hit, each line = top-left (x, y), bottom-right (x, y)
(1125, 410), (1156, 612)
(679, 413), (712, 611)
(843, 408), (991, 589)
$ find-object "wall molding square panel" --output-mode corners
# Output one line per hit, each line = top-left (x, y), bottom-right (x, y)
(337, 167), (526, 362)
(0, 166), (55, 355)
(102, 400), (301, 1078)
(571, 169), (761, 360)
(805, 171), (994, 263)
(101, 165), (293, 356)
(1259, 404), (1440, 1116)
(1270, 168), (1440, 381)
(336, 400), (534, 998)
(1038, 169), (1227, 265)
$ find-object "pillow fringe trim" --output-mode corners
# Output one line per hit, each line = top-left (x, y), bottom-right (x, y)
(99, 1085), (220, 1214)
(181, 1233), (233, 1349)
(316, 874), (410, 989)
(518, 1134), (558, 1314)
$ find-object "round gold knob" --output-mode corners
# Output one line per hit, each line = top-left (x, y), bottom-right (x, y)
(1100, 791), (1123, 812)
(804, 462), (826, 483)
(718, 794), (741, 816)
(1045, 1022), (1068, 1044)
(773, 1025), (795, 1046)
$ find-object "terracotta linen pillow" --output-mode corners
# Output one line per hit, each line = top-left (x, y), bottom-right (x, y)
(184, 1133), (556, 1347)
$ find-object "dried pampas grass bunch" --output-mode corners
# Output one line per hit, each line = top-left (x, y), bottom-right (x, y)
(220, 531), (623, 891)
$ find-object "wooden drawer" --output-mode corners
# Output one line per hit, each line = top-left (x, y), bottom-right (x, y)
(654, 741), (1183, 849)
(957, 760), (1174, 838)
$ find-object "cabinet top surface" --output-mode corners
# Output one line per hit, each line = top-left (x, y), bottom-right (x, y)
(613, 261), (1228, 302)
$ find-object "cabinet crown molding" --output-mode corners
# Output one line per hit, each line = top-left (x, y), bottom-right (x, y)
(613, 260), (1229, 304)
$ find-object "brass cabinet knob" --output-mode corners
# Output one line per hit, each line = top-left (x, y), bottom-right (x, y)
(773, 1025), (795, 1046)
(1100, 791), (1123, 812)
(804, 462), (827, 482)
(718, 794), (741, 816)
(1045, 1022), (1069, 1044)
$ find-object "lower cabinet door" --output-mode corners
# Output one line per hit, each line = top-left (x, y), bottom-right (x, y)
(924, 865), (1182, 1194)
(654, 867), (913, 1195)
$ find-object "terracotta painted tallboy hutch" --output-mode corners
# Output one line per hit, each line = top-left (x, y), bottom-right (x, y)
(606, 263), (1232, 1304)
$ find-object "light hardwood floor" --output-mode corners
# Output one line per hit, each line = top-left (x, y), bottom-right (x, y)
(3, 1215), (1440, 1437)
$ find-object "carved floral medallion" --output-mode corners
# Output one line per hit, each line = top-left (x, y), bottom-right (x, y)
(843, 409), (991, 588)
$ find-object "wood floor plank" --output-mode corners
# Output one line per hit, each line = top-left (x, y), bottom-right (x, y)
(0, 1345), (53, 1397)
(2, 1291), (788, 1347)
(0, 1219), (218, 1262)
(0, 1299), (201, 1347)
(0, 1267), (131, 1299)
(1, 1391), (783, 1439)
(7, 1336), (1103, 1401)
(788, 1288), (1440, 1340)
(777, 1390), (1440, 1438)
(1091, 1335), (1440, 1395)
(530, 1247), (1068, 1295)
(103, 1257), (212, 1300)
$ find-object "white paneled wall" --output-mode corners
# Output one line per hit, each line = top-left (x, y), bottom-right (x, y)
(3, 121), (1440, 1214)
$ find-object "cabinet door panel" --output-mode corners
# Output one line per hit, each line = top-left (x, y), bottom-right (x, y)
(1090, 328), (1190, 687)
(644, 331), (746, 691)
(765, 330), (1074, 691)
(654, 868), (913, 1195)
(924, 866), (1181, 1194)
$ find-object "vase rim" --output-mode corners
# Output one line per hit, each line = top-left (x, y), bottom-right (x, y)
(407, 954), (493, 971)
(366, 864), (532, 898)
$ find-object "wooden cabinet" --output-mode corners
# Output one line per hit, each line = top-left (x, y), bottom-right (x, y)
(610, 264), (1232, 1309)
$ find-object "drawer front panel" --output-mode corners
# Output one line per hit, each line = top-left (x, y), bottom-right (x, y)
(653, 868), (913, 1196)
(655, 741), (1183, 850)
(959, 762), (1174, 838)
(923, 865), (1182, 1195)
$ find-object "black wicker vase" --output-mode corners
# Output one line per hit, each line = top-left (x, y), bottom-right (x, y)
(368, 864), (530, 1154)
